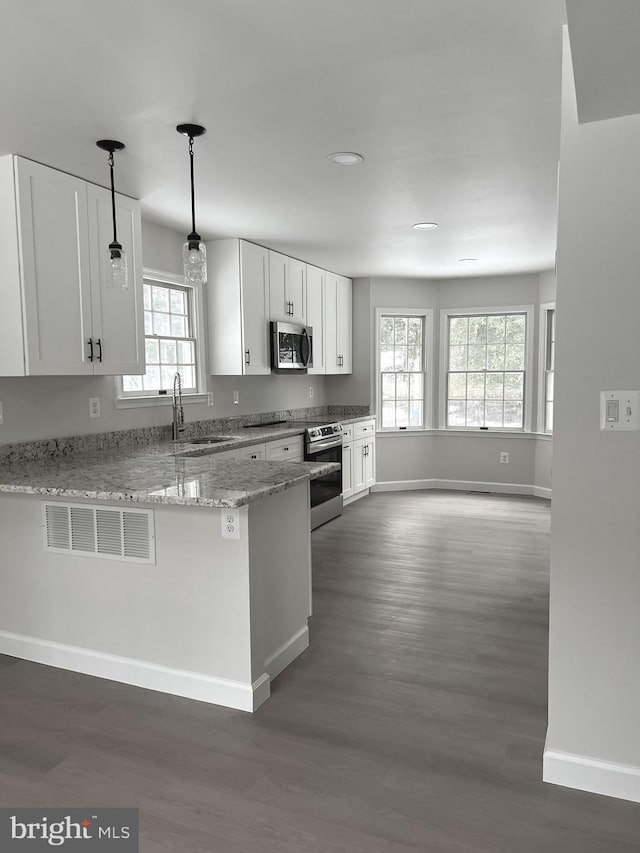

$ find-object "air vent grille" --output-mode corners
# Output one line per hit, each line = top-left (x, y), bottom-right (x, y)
(42, 502), (155, 564)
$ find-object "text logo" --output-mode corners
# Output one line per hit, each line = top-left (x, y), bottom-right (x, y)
(0, 809), (138, 851)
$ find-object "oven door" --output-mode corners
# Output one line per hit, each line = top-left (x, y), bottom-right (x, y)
(305, 437), (343, 529)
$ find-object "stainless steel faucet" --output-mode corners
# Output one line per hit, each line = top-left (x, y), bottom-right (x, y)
(172, 371), (185, 440)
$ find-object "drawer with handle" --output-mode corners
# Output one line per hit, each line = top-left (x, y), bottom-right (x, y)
(265, 435), (304, 462)
(239, 443), (266, 461)
(354, 419), (375, 439)
(340, 423), (354, 442)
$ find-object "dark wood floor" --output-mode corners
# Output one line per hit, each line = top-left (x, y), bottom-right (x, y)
(1, 491), (639, 851)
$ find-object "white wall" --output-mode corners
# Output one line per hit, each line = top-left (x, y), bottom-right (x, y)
(545, 30), (640, 800)
(327, 272), (555, 491)
(0, 221), (327, 444)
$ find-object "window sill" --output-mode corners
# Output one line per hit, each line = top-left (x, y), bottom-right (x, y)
(114, 393), (210, 410)
(376, 428), (552, 440)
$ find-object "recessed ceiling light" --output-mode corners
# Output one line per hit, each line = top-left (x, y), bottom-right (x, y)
(458, 258), (478, 263)
(413, 222), (438, 230)
(328, 152), (364, 166)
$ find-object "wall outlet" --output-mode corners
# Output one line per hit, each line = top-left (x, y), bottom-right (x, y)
(0, 401), (4, 425)
(309, 385), (314, 398)
(499, 451), (509, 464)
(221, 509), (240, 539)
(89, 397), (101, 418)
(233, 390), (239, 406)
(207, 392), (214, 407)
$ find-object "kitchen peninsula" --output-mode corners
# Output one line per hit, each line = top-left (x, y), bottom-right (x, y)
(0, 423), (344, 712)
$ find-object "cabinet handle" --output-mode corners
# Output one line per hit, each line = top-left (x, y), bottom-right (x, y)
(284, 447), (289, 452)
(245, 349), (251, 365)
(96, 338), (103, 362)
(291, 301), (294, 316)
(87, 338), (94, 362)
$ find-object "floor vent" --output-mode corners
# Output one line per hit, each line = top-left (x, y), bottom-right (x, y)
(43, 502), (155, 564)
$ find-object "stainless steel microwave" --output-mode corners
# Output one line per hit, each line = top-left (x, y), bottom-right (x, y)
(270, 321), (313, 371)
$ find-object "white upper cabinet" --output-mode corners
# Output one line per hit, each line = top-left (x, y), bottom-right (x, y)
(286, 257), (306, 323)
(305, 264), (324, 374)
(337, 274), (352, 373)
(324, 271), (352, 374)
(87, 184), (144, 376)
(0, 155), (144, 377)
(269, 250), (306, 323)
(208, 239), (270, 375)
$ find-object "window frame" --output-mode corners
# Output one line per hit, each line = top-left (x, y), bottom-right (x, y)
(538, 301), (556, 434)
(374, 307), (433, 432)
(116, 268), (208, 409)
(438, 304), (535, 432)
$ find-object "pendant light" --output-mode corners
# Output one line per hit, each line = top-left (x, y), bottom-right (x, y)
(176, 123), (207, 286)
(96, 139), (128, 290)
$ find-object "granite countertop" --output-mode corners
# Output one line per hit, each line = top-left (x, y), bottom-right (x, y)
(0, 411), (372, 508)
(0, 448), (340, 508)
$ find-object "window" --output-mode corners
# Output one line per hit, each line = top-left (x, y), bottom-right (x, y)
(378, 312), (428, 429)
(122, 279), (198, 396)
(445, 311), (529, 429)
(543, 307), (555, 432)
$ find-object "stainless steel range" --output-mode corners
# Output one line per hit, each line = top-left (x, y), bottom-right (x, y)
(300, 422), (343, 529)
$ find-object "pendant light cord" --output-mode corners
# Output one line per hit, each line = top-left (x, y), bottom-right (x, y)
(108, 151), (119, 246)
(189, 136), (198, 239)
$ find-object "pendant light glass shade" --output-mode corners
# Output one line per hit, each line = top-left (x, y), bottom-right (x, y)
(108, 243), (128, 290)
(183, 239), (207, 285)
(177, 123), (207, 287)
(96, 139), (128, 290)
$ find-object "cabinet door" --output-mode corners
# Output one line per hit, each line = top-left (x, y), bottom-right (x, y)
(364, 440), (376, 488)
(268, 250), (288, 320)
(337, 275), (352, 373)
(286, 257), (306, 323)
(352, 439), (367, 494)
(342, 442), (353, 499)
(15, 157), (93, 375)
(324, 271), (340, 373)
(87, 185), (144, 375)
(240, 241), (270, 375)
(306, 264), (324, 374)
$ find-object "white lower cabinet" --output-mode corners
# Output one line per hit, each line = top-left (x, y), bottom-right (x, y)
(341, 419), (375, 502)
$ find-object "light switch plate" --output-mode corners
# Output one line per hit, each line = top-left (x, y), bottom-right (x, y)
(600, 391), (640, 430)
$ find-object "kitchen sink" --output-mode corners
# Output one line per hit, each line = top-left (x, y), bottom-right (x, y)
(178, 436), (235, 445)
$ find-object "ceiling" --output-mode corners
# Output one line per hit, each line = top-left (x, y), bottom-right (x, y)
(0, 0), (564, 279)
(566, 0), (640, 125)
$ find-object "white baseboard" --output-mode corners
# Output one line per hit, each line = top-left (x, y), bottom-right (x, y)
(544, 744), (640, 803)
(371, 478), (551, 498)
(533, 486), (552, 499)
(0, 629), (269, 713)
(264, 625), (309, 679)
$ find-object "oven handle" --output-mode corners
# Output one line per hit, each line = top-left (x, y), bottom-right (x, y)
(306, 437), (343, 454)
